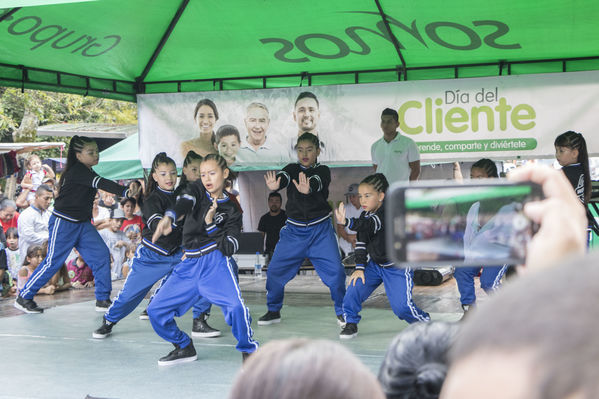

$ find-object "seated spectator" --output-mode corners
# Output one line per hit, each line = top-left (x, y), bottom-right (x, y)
(128, 179), (144, 215)
(92, 193), (110, 230)
(0, 199), (19, 232)
(4, 228), (21, 282)
(378, 322), (459, 399)
(66, 248), (94, 289)
(120, 197), (144, 232)
(121, 243), (136, 278)
(17, 246), (55, 295)
(18, 184), (53, 262)
(229, 339), (385, 399)
(99, 208), (127, 280)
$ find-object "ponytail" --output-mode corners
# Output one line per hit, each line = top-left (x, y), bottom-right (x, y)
(555, 131), (591, 203)
(59, 135), (95, 191)
(145, 152), (176, 198)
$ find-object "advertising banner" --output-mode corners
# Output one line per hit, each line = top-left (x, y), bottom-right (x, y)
(138, 70), (599, 169)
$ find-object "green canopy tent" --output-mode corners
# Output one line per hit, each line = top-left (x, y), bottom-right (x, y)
(1, 0), (598, 101)
(92, 133), (144, 180)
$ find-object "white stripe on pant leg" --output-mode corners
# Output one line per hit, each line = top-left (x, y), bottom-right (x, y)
(404, 268), (429, 322)
(21, 218), (62, 297)
(225, 257), (258, 351)
(491, 264), (509, 291)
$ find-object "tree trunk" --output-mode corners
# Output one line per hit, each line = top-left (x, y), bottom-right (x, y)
(13, 109), (38, 142)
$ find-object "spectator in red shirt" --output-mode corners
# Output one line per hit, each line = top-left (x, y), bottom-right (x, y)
(0, 200), (19, 231)
(120, 197), (144, 232)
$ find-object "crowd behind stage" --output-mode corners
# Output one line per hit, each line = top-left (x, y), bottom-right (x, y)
(0, 107), (596, 399)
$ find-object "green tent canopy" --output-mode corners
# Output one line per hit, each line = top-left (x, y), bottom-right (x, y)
(93, 133), (144, 180)
(1, 0), (599, 101)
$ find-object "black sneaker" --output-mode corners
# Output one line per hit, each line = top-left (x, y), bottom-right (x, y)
(158, 342), (197, 366)
(92, 317), (115, 339)
(337, 314), (346, 328)
(95, 299), (113, 312)
(339, 322), (358, 339)
(258, 310), (281, 325)
(139, 308), (149, 320)
(191, 313), (221, 338)
(14, 296), (44, 314)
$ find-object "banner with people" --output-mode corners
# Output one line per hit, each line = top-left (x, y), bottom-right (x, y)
(138, 70), (599, 169)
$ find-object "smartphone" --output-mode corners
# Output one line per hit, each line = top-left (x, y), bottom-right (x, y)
(386, 180), (543, 267)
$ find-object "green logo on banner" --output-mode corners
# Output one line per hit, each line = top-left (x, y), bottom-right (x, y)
(417, 139), (537, 153)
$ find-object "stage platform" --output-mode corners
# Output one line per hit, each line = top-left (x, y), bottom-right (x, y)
(0, 274), (478, 399)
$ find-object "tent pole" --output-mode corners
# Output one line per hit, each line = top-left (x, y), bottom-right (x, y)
(373, 0), (407, 71)
(0, 8), (20, 23)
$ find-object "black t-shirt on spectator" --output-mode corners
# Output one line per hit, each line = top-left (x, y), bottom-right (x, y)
(258, 210), (287, 254)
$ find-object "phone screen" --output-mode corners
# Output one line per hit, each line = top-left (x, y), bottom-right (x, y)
(388, 182), (542, 267)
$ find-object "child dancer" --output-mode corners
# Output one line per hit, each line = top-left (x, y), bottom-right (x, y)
(259, 132), (346, 326)
(555, 131), (591, 204)
(149, 154), (257, 365)
(453, 159), (510, 318)
(336, 173), (429, 339)
(15, 135), (137, 314)
(92, 152), (182, 339)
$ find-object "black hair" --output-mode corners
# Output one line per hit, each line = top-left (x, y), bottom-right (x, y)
(180, 150), (203, 187)
(202, 153), (228, 173)
(382, 108), (399, 123)
(361, 173), (389, 194)
(555, 130), (591, 203)
(378, 322), (459, 399)
(59, 135), (96, 191)
(268, 192), (282, 200)
(471, 158), (498, 178)
(35, 184), (53, 196)
(145, 152), (176, 198)
(128, 179), (143, 207)
(194, 98), (219, 146)
(5, 227), (18, 239)
(23, 245), (44, 266)
(294, 91), (319, 108)
(120, 196), (137, 207)
(215, 124), (241, 145)
(296, 132), (320, 149)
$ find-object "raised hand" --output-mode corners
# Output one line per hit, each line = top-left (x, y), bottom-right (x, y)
(205, 197), (218, 225)
(335, 202), (346, 224)
(152, 216), (173, 243)
(292, 172), (310, 194)
(264, 170), (281, 191)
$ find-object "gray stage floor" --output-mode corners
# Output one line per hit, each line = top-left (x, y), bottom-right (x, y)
(0, 274), (477, 399)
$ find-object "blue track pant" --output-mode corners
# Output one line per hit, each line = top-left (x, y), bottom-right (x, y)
(20, 215), (111, 301)
(104, 246), (182, 323)
(265, 220), (346, 315)
(147, 250), (258, 353)
(343, 260), (430, 324)
(191, 258), (238, 319)
(454, 264), (508, 305)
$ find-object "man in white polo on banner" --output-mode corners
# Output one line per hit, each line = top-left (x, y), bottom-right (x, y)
(371, 108), (420, 183)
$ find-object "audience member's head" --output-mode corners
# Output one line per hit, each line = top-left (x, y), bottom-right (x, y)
(267, 192), (282, 213)
(34, 184), (54, 211)
(5, 227), (18, 250)
(229, 338), (385, 399)
(120, 197), (136, 218)
(379, 322), (459, 399)
(442, 255), (599, 399)
(0, 199), (17, 223)
(109, 208), (126, 231)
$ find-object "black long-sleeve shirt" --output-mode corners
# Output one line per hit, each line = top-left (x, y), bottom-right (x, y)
(53, 161), (129, 222)
(165, 179), (241, 258)
(141, 187), (183, 256)
(345, 204), (391, 269)
(276, 163), (331, 224)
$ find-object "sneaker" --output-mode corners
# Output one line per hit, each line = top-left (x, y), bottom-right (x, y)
(158, 342), (197, 366)
(459, 303), (475, 321)
(139, 308), (149, 320)
(95, 299), (112, 312)
(337, 314), (346, 328)
(92, 317), (115, 339)
(258, 310), (281, 326)
(14, 296), (43, 314)
(339, 323), (358, 339)
(192, 313), (221, 338)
